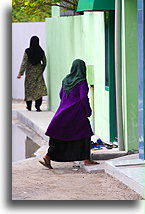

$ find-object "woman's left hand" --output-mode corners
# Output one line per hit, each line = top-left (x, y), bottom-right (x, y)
(17, 74), (21, 79)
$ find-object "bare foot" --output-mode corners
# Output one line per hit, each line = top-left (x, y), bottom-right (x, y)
(39, 155), (53, 169)
(84, 160), (100, 165)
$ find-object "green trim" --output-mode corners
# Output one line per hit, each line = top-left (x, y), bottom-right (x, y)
(105, 86), (109, 91)
(77, 0), (115, 11)
(105, 11), (109, 88)
(108, 11), (117, 142)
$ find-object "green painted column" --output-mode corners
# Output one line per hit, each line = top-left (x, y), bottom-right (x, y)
(45, 12), (110, 143)
(108, 11), (117, 143)
(138, 0), (144, 159)
(122, 0), (138, 151)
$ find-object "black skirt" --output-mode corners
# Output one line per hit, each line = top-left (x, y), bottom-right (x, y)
(46, 137), (91, 162)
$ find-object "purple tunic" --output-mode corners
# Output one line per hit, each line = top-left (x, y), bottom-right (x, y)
(45, 80), (93, 141)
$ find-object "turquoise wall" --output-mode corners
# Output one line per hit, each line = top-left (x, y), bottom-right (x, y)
(122, 0), (138, 151)
(45, 12), (110, 142)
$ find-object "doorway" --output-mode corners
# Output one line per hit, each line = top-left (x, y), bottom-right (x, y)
(105, 11), (118, 143)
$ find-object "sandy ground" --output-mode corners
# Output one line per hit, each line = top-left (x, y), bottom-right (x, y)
(12, 100), (143, 200)
(12, 157), (143, 200)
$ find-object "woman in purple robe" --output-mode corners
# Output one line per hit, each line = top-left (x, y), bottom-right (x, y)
(39, 59), (99, 168)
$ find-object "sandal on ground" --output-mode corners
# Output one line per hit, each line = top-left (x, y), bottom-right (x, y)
(84, 160), (100, 166)
(39, 157), (53, 169)
(106, 145), (113, 149)
(112, 144), (118, 148)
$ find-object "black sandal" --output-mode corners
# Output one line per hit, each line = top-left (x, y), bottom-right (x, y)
(84, 160), (100, 165)
(39, 157), (53, 169)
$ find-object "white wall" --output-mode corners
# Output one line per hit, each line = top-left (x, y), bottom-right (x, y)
(12, 22), (47, 100)
(12, 121), (26, 162)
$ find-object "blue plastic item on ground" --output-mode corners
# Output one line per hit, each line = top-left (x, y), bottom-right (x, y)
(92, 144), (103, 150)
(96, 138), (105, 146)
(90, 139), (104, 150)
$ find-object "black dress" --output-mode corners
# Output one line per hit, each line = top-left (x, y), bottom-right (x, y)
(47, 137), (91, 162)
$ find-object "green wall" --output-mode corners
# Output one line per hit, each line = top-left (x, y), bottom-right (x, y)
(45, 1), (140, 151)
(45, 12), (110, 142)
(122, 0), (138, 151)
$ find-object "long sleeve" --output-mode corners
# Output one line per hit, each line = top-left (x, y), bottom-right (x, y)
(79, 81), (92, 117)
(41, 54), (47, 71)
(19, 52), (28, 76)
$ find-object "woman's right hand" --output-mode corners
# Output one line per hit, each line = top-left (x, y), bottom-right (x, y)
(17, 74), (21, 79)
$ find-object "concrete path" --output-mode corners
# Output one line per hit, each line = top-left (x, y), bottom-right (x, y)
(12, 99), (144, 200)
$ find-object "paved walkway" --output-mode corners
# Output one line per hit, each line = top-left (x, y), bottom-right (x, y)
(12, 99), (144, 199)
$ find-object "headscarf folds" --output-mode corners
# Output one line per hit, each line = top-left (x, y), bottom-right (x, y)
(25, 36), (44, 65)
(63, 59), (87, 95)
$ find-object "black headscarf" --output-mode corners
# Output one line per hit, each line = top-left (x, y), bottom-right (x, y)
(25, 36), (44, 65)
(63, 59), (87, 95)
